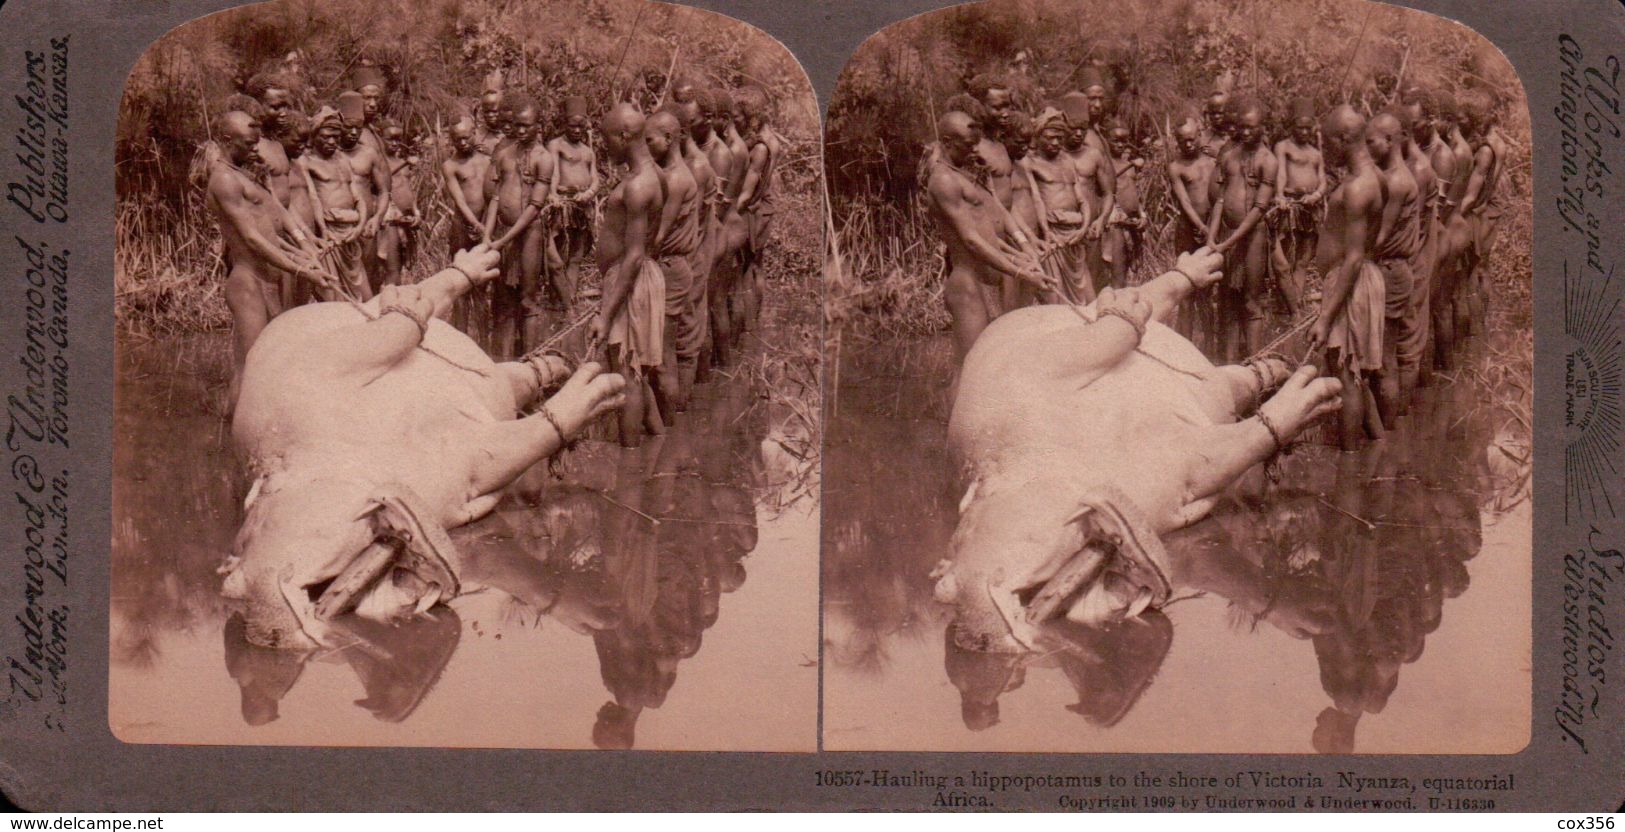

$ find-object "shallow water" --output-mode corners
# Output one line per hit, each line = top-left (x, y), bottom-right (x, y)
(822, 335), (1531, 754)
(110, 331), (817, 750)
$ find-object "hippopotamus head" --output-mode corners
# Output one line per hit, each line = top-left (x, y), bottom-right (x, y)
(934, 476), (1170, 653)
(221, 476), (378, 648)
(221, 474), (456, 649)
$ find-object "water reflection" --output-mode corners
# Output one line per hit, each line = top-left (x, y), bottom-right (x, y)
(822, 335), (1529, 753)
(112, 333), (815, 749)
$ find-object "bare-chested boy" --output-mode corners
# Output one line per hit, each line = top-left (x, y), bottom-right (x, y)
(647, 109), (707, 416)
(1104, 121), (1148, 289)
(298, 107), (372, 302)
(925, 110), (1049, 368)
(1167, 117), (1220, 346)
(475, 89), (508, 157)
(440, 118), (491, 331)
(206, 111), (332, 408)
(1269, 99), (1326, 316)
(377, 123), (422, 286)
(336, 91), (392, 294)
(483, 94), (556, 356)
(547, 96), (600, 307)
(1019, 109), (1094, 302)
(441, 118), (492, 256)
(1057, 92), (1116, 296)
(1307, 106), (1389, 451)
(590, 103), (668, 447)
(1207, 97), (1277, 360)
(1367, 111), (1424, 422)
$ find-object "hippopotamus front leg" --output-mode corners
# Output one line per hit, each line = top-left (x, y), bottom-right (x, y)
(316, 247), (503, 382)
(1176, 365), (1343, 526)
(456, 362), (628, 519)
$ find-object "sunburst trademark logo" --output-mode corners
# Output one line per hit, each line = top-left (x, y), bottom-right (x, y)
(1564, 262), (1620, 523)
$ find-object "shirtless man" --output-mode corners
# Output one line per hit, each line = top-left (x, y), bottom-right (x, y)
(1058, 93), (1116, 296)
(1307, 106), (1389, 451)
(378, 123), (422, 286)
(1019, 109), (1094, 302)
(282, 111), (317, 247)
(672, 98), (721, 383)
(715, 90), (754, 342)
(1078, 67), (1114, 159)
(1269, 100), (1326, 316)
(483, 95), (556, 357)
(968, 75), (1024, 211)
(1367, 111), (1424, 422)
(647, 109), (707, 416)
(440, 118), (492, 330)
(353, 67), (391, 157)
(247, 74), (301, 211)
(1202, 90), (1232, 160)
(298, 107), (371, 302)
(1457, 94), (1506, 327)
(1206, 98), (1277, 360)
(1167, 118), (1221, 346)
(1397, 94), (1441, 386)
(1419, 93), (1463, 364)
(1003, 110), (1042, 310)
(925, 110), (1048, 367)
(337, 91), (392, 294)
(1103, 121), (1147, 289)
(589, 103), (667, 447)
(546, 96), (600, 307)
(731, 86), (781, 335)
(970, 74), (1037, 307)
(698, 88), (741, 369)
(206, 111), (332, 408)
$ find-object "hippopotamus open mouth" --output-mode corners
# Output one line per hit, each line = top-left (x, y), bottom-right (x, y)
(935, 480), (1174, 652)
(220, 474), (469, 649)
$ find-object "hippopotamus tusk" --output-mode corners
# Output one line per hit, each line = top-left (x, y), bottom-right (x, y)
(312, 536), (404, 621)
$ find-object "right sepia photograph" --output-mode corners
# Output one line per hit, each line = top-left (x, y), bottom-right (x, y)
(822, 0), (1532, 754)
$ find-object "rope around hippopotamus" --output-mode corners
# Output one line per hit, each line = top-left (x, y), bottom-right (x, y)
(324, 276), (497, 378)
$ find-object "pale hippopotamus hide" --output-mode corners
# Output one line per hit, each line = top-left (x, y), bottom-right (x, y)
(220, 273), (616, 649)
(936, 281), (1338, 652)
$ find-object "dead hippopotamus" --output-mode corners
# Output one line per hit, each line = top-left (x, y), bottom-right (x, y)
(935, 249), (1343, 652)
(220, 246), (627, 649)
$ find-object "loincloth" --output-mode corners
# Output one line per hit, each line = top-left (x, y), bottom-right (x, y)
(1377, 256), (1426, 375)
(658, 252), (706, 361)
(744, 197), (775, 254)
(318, 218), (369, 301)
(608, 258), (666, 371)
(1326, 260), (1386, 373)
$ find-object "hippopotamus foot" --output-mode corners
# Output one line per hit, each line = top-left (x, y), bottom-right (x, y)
(464, 362), (627, 499)
(1182, 365), (1342, 518)
(1196, 356), (1293, 422)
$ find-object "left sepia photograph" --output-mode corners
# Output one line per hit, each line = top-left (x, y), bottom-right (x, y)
(110, 0), (821, 751)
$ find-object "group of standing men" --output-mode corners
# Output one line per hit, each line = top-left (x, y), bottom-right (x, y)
(922, 65), (1508, 449)
(203, 62), (783, 447)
